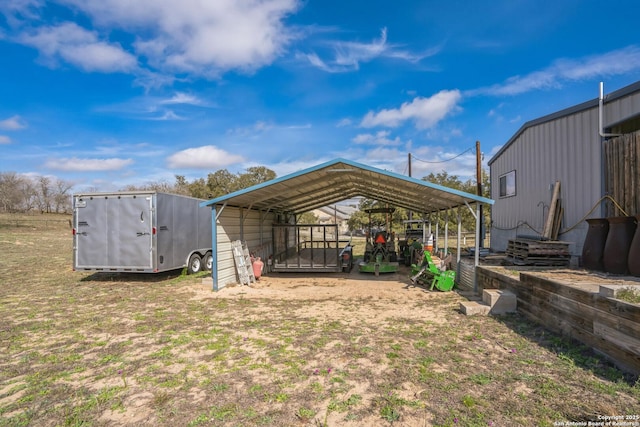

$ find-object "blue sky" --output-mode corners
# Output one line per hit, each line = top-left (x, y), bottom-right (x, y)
(1, 0), (640, 192)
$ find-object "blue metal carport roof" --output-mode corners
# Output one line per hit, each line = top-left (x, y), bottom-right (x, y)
(200, 158), (493, 214)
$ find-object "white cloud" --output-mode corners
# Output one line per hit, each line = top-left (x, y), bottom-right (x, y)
(336, 118), (352, 127)
(408, 146), (477, 180)
(148, 110), (185, 121)
(361, 89), (462, 129)
(352, 130), (401, 146)
(167, 145), (245, 169)
(0, 114), (27, 130)
(0, 0), (42, 28)
(301, 52), (333, 72)
(257, 157), (330, 177)
(44, 157), (134, 171)
(333, 27), (388, 69)
(304, 27), (432, 73)
(18, 22), (138, 73)
(284, 123), (311, 130)
(359, 146), (407, 172)
(468, 45), (640, 97)
(59, 0), (301, 76)
(0, 135), (11, 144)
(160, 92), (207, 106)
(227, 121), (274, 137)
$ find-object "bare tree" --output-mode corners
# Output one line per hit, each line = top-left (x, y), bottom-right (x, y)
(20, 178), (37, 212)
(36, 176), (53, 213)
(0, 172), (42, 213)
(0, 172), (24, 212)
(121, 180), (177, 193)
(53, 179), (73, 213)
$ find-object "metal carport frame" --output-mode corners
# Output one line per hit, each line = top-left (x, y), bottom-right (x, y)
(200, 158), (494, 291)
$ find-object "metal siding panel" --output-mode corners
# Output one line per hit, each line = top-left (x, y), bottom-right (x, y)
(113, 194), (153, 269)
(155, 193), (212, 271)
(172, 194), (190, 266)
(156, 193), (175, 269)
(214, 207), (276, 290)
(606, 90), (640, 125)
(75, 195), (109, 267)
(491, 106), (605, 259)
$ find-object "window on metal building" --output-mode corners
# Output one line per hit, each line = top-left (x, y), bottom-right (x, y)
(499, 170), (516, 197)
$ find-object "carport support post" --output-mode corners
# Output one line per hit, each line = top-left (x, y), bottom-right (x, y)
(473, 203), (481, 293)
(464, 201), (481, 293)
(210, 205), (219, 292)
(435, 212), (439, 253)
(444, 210), (449, 256)
(456, 208), (462, 287)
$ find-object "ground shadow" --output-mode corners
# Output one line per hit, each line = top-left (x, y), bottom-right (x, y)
(492, 311), (639, 386)
(79, 269), (194, 283)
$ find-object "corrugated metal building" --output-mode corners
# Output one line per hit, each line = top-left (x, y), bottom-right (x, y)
(488, 80), (640, 263)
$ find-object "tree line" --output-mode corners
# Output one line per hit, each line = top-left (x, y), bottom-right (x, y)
(347, 170), (491, 234)
(0, 167), (277, 214)
(0, 172), (73, 214)
(0, 167), (489, 233)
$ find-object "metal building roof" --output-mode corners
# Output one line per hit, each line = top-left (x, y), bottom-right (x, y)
(200, 158), (493, 215)
(488, 80), (640, 166)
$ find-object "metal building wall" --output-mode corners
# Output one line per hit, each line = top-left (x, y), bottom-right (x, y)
(490, 107), (603, 261)
(490, 83), (640, 262)
(213, 206), (276, 290)
(606, 83), (640, 128)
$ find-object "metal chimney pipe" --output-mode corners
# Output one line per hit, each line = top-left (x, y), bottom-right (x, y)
(599, 82), (622, 138)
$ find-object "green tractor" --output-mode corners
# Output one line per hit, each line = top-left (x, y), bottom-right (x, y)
(358, 207), (399, 276)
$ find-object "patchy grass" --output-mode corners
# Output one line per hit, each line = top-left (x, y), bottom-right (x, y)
(617, 287), (640, 304)
(0, 218), (639, 426)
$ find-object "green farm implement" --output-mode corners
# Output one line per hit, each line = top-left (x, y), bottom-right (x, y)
(358, 207), (399, 276)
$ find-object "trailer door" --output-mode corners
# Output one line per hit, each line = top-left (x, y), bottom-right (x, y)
(75, 194), (154, 270)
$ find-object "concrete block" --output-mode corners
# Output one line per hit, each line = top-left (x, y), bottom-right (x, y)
(599, 285), (617, 298)
(483, 289), (517, 314)
(457, 290), (481, 300)
(599, 284), (640, 298)
(459, 301), (491, 316)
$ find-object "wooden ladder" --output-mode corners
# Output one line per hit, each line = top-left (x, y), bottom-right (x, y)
(231, 240), (255, 285)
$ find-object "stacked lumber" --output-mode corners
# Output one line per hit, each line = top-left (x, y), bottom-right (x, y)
(505, 238), (570, 266)
(542, 181), (563, 241)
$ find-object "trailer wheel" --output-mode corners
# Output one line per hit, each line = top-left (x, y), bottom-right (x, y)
(187, 253), (202, 274)
(203, 252), (213, 271)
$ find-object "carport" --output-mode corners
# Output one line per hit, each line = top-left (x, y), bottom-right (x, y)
(200, 158), (493, 291)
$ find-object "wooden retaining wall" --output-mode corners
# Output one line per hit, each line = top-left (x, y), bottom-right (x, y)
(476, 267), (640, 374)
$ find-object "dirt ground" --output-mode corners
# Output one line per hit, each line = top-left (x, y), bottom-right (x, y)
(206, 269), (421, 299)
(2, 223), (640, 427)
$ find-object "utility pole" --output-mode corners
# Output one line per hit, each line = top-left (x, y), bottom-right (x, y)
(408, 153), (412, 221)
(476, 141), (484, 248)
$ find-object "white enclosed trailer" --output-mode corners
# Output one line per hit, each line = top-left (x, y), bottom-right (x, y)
(73, 191), (212, 274)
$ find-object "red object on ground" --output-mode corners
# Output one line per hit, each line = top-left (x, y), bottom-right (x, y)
(252, 257), (264, 279)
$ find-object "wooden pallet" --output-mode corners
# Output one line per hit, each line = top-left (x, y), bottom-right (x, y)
(506, 239), (570, 266)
